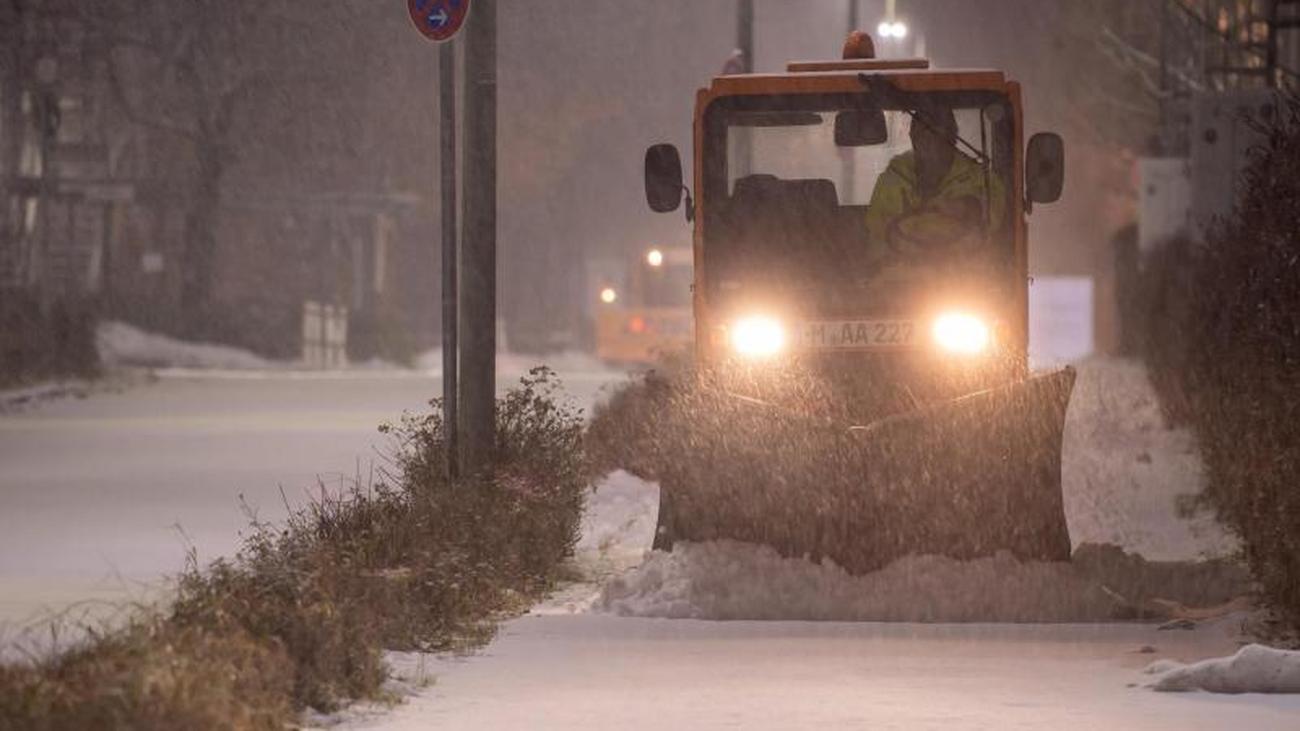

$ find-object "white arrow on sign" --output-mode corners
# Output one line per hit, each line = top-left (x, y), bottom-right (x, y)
(427, 8), (448, 27)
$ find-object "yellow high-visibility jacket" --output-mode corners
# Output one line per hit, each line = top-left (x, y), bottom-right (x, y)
(864, 150), (1006, 261)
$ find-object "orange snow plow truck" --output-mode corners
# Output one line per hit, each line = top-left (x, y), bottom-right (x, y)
(639, 34), (1074, 573)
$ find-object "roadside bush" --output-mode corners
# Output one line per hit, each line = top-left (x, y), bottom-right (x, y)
(0, 367), (587, 727)
(0, 618), (294, 731)
(1137, 93), (1300, 634)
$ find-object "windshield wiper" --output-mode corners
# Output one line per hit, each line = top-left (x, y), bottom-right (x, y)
(856, 74), (989, 166)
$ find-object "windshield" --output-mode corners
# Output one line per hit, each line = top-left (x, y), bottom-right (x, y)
(703, 90), (1016, 304)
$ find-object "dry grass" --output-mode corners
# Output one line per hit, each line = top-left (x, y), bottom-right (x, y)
(0, 367), (587, 729)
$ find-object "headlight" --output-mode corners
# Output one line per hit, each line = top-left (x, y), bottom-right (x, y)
(730, 316), (787, 359)
(932, 312), (990, 355)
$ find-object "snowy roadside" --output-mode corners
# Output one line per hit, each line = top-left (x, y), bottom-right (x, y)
(0, 370), (152, 414)
(95, 320), (617, 383)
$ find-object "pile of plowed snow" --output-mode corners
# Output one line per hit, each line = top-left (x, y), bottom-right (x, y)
(1145, 644), (1300, 693)
(97, 320), (616, 379)
(574, 470), (660, 575)
(599, 541), (1129, 622)
(98, 321), (279, 370)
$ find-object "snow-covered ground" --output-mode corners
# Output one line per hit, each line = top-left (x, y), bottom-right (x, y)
(318, 357), (1300, 729)
(601, 541), (1127, 622)
(337, 467), (1298, 730)
(0, 339), (617, 639)
(351, 618), (1300, 730)
(97, 321), (282, 371)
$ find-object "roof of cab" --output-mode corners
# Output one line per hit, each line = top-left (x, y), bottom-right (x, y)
(787, 58), (930, 72)
(707, 67), (1008, 97)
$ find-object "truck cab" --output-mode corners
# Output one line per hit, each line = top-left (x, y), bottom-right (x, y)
(644, 48), (1064, 418)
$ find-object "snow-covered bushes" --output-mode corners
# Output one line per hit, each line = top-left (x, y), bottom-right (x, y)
(1138, 93), (1300, 636)
(0, 367), (588, 726)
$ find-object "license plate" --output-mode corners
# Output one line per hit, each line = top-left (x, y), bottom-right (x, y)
(800, 319), (916, 349)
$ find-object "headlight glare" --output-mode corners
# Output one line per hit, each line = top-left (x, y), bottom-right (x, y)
(730, 316), (786, 359)
(932, 312), (990, 355)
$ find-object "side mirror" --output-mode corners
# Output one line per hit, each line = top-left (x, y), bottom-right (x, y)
(1026, 132), (1064, 205)
(645, 144), (684, 213)
(834, 109), (888, 147)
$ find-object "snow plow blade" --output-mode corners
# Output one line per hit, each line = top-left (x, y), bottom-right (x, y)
(653, 367), (1076, 574)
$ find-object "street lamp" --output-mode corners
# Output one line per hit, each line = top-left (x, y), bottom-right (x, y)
(877, 21), (908, 39)
(877, 0), (911, 52)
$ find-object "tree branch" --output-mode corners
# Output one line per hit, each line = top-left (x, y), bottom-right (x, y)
(104, 47), (200, 143)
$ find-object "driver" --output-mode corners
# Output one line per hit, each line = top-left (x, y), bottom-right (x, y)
(864, 106), (1005, 267)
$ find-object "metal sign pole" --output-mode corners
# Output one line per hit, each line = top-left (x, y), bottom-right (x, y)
(460, 0), (496, 475)
(439, 39), (459, 479)
(408, 0), (472, 477)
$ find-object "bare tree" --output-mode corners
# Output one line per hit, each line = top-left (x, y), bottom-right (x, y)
(81, 0), (298, 331)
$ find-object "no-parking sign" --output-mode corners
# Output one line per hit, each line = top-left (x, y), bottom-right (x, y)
(408, 0), (470, 42)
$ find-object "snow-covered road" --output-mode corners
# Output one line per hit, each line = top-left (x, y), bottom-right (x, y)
(0, 361), (617, 632)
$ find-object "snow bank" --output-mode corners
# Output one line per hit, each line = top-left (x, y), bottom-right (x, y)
(574, 470), (660, 570)
(97, 321), (616, 380)
(530, 471), (660, 615)
(1145, 644), (1300, 693)
(1062, 358), (1235, 560)
(97, 321), (281, 370)
(600, 541), (1128, 622)
(414, 347), (612, 379)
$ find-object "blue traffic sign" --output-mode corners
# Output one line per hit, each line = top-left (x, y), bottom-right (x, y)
(408, 0), (470, 42)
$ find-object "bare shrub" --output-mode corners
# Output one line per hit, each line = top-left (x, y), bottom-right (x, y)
(1137, 93), (1300, 634)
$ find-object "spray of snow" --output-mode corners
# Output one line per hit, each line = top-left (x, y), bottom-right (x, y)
(1062, 358), (1235, 560)
(1145, 644), (1300, 693)
(576, 359), (1250, 623)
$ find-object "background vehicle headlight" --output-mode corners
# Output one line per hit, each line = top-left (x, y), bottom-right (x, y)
(730, 316), (786, 358)
(932, 312), (990, 355)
